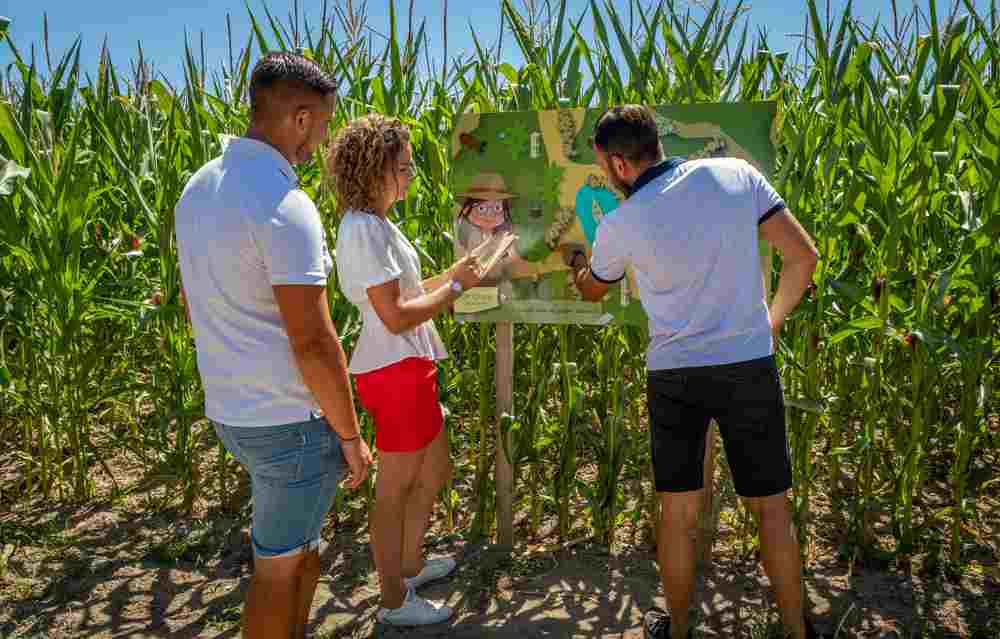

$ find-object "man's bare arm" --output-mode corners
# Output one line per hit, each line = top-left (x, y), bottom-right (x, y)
(273, 284), (371, 488)
(273, 284), (361, 440)
(759, 209), (819, 336)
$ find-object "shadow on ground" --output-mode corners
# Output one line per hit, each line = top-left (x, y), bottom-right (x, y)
(2, 494), (998, 639)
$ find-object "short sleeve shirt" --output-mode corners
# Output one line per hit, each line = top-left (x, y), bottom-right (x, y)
(174, 137), (333, 427)
(335, 211), (447, 374)
(589, 157), (785, 370)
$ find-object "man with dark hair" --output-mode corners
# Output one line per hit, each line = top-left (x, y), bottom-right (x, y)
(248, 50), (339, 116)
(567, 105), (822, 639)
(589, 104), (663, 169)
(175, 51), (372, 638)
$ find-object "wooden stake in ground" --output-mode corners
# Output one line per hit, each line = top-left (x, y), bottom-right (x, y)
(697, 424), (718, 567)
(495, 321), (515, 549)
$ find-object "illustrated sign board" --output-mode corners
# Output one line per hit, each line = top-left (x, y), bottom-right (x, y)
(450, 102), (780, 325)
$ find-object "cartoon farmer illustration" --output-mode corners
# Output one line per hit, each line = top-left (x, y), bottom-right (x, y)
(455, 172), (530, 286)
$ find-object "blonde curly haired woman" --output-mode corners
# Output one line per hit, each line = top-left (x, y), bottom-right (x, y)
(328, 114), (482, 626)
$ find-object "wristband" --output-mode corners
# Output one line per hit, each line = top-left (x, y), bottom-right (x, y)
(340, 434), (361, 442)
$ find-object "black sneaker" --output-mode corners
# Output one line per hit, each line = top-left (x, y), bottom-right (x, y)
(643, 607), (693, 639)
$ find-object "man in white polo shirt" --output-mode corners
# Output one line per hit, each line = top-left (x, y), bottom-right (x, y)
(567, 106), (822, 639)
(175, 52), (372, 639)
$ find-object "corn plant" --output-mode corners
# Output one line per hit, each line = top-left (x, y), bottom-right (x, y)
(0, 0), (996, 563)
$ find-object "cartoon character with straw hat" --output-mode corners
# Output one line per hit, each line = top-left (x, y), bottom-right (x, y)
(455, 172), (530, 286)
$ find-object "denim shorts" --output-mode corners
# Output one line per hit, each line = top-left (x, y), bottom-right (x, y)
(213, 415), (347, 558)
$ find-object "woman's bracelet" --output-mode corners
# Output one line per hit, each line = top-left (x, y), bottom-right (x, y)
(340, 434), (361, 442)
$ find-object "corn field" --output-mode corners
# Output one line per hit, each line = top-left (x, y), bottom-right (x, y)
(1, 0), (997, 568)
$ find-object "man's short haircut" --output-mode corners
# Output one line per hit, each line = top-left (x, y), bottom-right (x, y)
(249, 51), (337, 114)
(591, 105), (662, 163)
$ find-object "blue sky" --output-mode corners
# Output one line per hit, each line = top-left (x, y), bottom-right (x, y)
(1, 1), (988, 87)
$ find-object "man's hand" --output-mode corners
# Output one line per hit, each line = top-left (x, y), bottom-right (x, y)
(561, 243), (613, 302)
(340, 438), (373, 489)
(561, 243), (588, 269)
(180, 283), (192, 325)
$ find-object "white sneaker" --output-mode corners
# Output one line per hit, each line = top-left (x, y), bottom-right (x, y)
(404, 556), (458, 590)
(376, 587), (453, 626)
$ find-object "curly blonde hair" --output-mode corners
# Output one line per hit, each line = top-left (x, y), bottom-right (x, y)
(327, 114), (411, 213)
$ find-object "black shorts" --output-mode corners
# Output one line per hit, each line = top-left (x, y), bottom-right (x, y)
(646, 355), (792, 498)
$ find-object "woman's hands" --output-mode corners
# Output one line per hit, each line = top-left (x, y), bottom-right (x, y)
(450, 254), (484, 291)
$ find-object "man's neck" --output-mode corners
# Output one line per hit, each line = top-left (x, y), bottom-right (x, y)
(624, 155), (669, 196)
(629, 156), (664, 181)
(245, 124), (295, 166)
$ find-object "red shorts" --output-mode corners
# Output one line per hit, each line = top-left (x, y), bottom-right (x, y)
(354, 357), (444, 452)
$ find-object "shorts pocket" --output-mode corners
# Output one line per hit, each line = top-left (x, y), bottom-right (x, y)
(233, 427), (304, 483)
(715, 358), (783, 406)
(646, 370), (686, 401)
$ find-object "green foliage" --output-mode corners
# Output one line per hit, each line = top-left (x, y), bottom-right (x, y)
(0, 0), (996, 560)
(538, 161), (566, 208)
(497, 124), (533, 160)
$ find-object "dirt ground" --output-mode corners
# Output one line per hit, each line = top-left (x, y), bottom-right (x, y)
(1, 447), (998, 639)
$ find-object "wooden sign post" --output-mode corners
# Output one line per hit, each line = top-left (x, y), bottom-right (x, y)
(495, 321), (515, 549)
(697, 426), (718, 566)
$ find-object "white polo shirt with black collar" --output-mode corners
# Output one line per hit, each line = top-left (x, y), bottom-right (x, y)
(589, 157), (786, 371)
(175, 137), (333, 427)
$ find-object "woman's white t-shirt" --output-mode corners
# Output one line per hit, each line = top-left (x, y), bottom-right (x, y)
(335, 210), (448, 374)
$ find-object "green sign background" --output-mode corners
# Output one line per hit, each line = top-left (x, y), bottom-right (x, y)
(450, 102), (779, 326)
